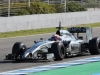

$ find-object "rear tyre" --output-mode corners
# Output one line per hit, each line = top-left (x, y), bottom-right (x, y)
(51, 42), (65, 61)
(89, 37), (100, 55)
(12, 42), (27, 60)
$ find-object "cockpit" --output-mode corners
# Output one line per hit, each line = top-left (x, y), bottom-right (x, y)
(56, 30), (70, 36)
(49, 30), (76, 41)
(48, 34), (61, 41)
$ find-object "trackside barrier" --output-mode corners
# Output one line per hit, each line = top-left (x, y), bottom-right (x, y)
(0, 10), (100, 32)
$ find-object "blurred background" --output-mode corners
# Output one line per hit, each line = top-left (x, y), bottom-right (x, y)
(0, 0), (100, 17)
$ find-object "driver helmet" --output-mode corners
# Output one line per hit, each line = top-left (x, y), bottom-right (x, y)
(54, 34), (60, 41)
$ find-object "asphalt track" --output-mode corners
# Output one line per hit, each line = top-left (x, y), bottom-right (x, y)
(0, 28), (100, 73)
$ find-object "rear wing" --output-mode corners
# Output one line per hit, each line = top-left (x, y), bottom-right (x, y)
(67, 27), (88, 33)
(67, 27), (93, 42)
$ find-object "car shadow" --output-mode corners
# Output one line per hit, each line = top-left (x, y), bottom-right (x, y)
(0, 59), (54, 63)
(0, 53), (91, 63)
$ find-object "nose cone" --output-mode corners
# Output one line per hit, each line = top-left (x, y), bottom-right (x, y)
(22, 52), (30, 59)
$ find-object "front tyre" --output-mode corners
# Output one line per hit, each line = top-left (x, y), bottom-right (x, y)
(12, 42), (27, 60)
(89, 37), (100, 55)
(51, 42), (65, 61)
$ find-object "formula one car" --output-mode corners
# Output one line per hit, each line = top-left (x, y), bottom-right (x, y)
(5, 22), (100, 61)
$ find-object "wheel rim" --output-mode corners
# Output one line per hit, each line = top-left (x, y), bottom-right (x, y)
(60, 47), (65, 58)
(96, 38), (100, 52)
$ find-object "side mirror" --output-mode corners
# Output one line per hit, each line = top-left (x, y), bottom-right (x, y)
(40, 38), (43, 40)
(34, 41), (37, 43)
(78, 36), (83, 40)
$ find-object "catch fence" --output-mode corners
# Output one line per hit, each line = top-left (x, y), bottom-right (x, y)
(0, 0), (100, 17)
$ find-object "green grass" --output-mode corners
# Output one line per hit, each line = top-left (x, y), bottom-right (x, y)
(0, 28), (57, 38)
(76, 22), (100, 28)
(0, 22), (100, 38)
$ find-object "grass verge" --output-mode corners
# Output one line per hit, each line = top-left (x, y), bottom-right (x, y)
(0, 22), (100, 38)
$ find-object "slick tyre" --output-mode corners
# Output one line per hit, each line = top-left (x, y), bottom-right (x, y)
(89, 37), (100, 55)
(12, 42), (27, 60)
(51, 42), (65, 61)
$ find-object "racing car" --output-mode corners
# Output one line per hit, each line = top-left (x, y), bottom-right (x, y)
(5, 22), (100, 61)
